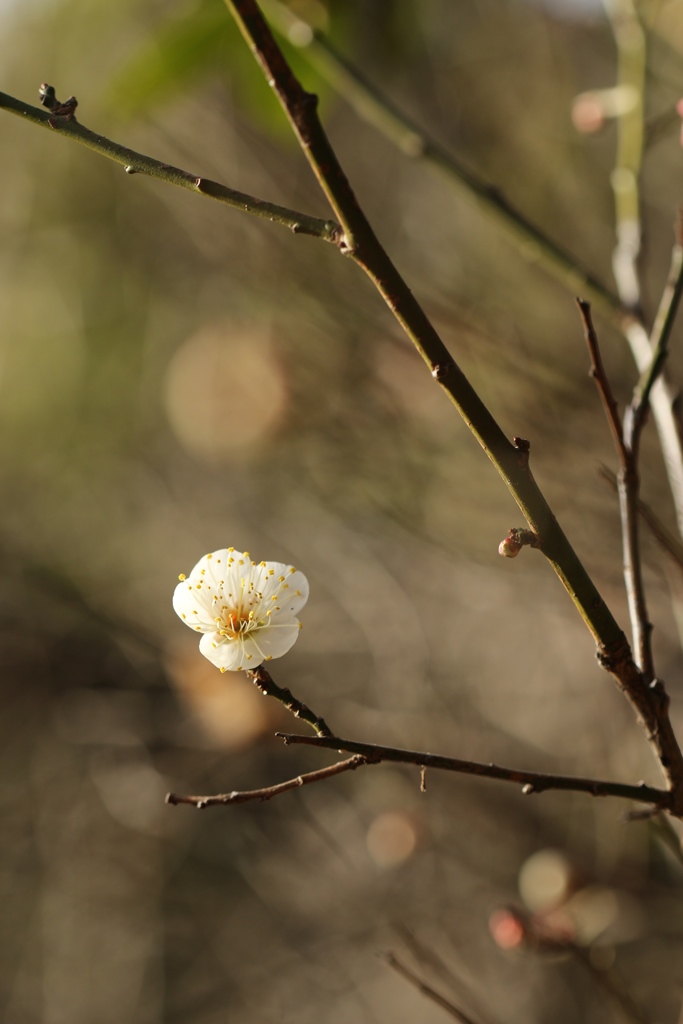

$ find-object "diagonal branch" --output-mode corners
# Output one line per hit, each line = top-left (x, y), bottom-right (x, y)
(259, 0), (683, 544)
(277, 732), (670, 809)
(224, 0), (683, 804)
(246, 664), (333, 736)
(382, 952), (486, 1024)
(0, 89), (341, 243)
(259, 0), (621, 319)
(166, 753), (372, 808)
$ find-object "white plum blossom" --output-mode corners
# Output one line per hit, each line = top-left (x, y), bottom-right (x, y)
(173, 548), (308, 672)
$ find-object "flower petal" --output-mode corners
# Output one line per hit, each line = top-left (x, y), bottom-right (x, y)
(199, 631), (252, 671)
(172, 578), (216, 632)
(248, 614), (302, 662)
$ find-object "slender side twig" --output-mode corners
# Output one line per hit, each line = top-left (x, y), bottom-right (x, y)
(0, 89), (341, 243)
(382, 952), (484, 1024)
(599, 465), (683, 573)
(166, 754), (372, 808)
(259, 0), (683, 542)
(571, 946), (650, 1024)
(631, 220), (683, 423)
(619, 232), (683, 675)
(276, 733), (670, 809)
(259, 0), (621, 319)
(578, 298), (627, 457)
(224, 0), (683, 805)
(578, 299), (654, 677)
(246, 664), (333, 737)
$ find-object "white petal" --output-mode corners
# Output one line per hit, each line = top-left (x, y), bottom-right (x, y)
(172, 579), (216, 632)
(255, 562), (309, 616)
(249, 615), (302, 662)
(199, 631), (252, 671)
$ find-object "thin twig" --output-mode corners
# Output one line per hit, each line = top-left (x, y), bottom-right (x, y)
(246, 664), (333, 736)
(0, 89), (341, 244)
(276, 732), (670, 808)
(578, 299), (654, 677)
(259, 0), (621, 319)
(224, 0), (683, 805)
(577, 299), (626, 459)
(571, 946), (650, 1024)
(166, 753), (372, 808)
(617, 229), (683, 678)
(631, 220), (683, 426)
(599, 465), (683, 573)
(382, 952), (484, 1024)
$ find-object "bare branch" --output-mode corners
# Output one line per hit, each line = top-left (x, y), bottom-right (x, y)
(246, 664), (333, 736)
(382, 952), (485, 1024)
(166, 754), (372, 809)
(0, 88), (341, 244)
(577, 299), (626, 461)
(599, 465), (683, 573)
(224, 0), (683, 803)
(259, 0), (621, 320)
(277, 732), (670, 809)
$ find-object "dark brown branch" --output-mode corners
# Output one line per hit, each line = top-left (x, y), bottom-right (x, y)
(276, 733), (669, 808)
(166, 754), (372, 808)
(382, 952), (484, 1024)
(246, 664), (333, 736)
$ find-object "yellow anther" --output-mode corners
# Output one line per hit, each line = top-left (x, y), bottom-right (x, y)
(289, 567), (296, 574)
(228, 547), (234, 553)
(266, 655), (273, 661)
(207, 553), (213, 559)
(244, 551), (250, 557)
(220, 667), (226, 673)
(181, 614), (186, 620)
(200, 569), (206, 575)
(268, 569), (275, 576)
(195, 626), (202, 631)
(178, 573), (186, 581)
(278, 575), (285, 582)
(246, 654), (252, 661)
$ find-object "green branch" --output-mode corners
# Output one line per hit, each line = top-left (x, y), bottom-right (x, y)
(0, 89), (341, 243)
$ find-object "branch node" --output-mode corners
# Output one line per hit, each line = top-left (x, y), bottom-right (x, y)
(513, 436), (531, 468)
(431, 361), (454, 381)
(498, 527), (540, 559)
(124, 165), (137, 175)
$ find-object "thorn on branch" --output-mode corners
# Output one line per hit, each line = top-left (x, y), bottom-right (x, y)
(498, 527), (540, 559)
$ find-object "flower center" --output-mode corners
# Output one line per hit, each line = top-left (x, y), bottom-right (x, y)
(218, 607), (258, 640)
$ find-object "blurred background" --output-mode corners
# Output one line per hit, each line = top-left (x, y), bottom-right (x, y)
(4, 0), (683, 1021)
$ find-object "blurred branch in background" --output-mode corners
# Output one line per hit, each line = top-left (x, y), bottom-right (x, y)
(259, 0), (683, 542)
